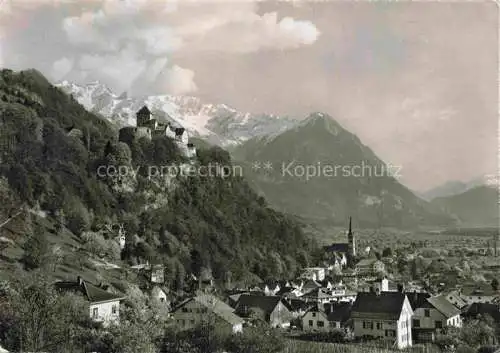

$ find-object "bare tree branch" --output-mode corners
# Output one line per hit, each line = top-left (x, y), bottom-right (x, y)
(0, 209), (23, 229)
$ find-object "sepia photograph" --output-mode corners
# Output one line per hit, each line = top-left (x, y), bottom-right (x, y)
(0, 0), (498, 352)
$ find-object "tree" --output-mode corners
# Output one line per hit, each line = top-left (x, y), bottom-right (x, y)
(22, 229), (49, 269)
(225, 327), (285, 353)
(2, 272), (93, 352)
(49, 244), (64, 273)
(65, 198), (91, 236)
(382, 247), (392, 258)
(174, 260), (186, 292)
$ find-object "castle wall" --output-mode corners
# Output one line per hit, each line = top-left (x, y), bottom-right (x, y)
(119, 126), (152, 145)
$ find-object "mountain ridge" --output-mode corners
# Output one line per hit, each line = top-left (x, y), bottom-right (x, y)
(231, 112), (456, 229)
(430, 185), (499, 228)
(56, 80), (300, 147)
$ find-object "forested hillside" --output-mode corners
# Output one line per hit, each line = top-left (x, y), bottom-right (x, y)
(0, 69), (316, 287)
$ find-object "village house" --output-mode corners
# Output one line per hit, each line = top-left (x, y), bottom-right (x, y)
(411, 294), (462, 343)
(459, 283), (500, 304)
(234, 295), (293, 328)
(299, 267), (326, 281)
(151, 286), (169, 305)
(329, 283), (346, 295)
(301, 288), (334, 305)
(350, 292), (413, 349)
(317, 279), (335, 291)
(251, 281), (282, 296)
(443, 290), (468, 311)
(355, 259), (386, 277)
(283, 298), (315, 319)
(464, 303), (500, 327)
(170, 294), (244, 333)
(54, 276), (125, 327)
(360, 277), (389, 293)
(302, 302), (352, 332)
(301, 279), (322, 294)
(275, 286), (303, 298)
(226, 290), (264, 307)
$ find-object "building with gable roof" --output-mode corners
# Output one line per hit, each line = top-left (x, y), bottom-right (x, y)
(54, 276), (125, 327)
(302, 302), (352, 332)
(351, 292), (413, 349)
(411, 294), (462, 343)
(170, 294), (244, 333)
(234, 294), (293, 328)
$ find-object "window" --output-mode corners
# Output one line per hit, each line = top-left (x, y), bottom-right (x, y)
(309, 320), (313, 327)
(190, 320), (195, 325)
(160, 298), (165, 302)
(424, 309), (430, 317)
(413, 319), (420, 328)
(317, 321), (324, 327)
(369, 322), (374, 330)
(92, 308), (98, 319)
(312, 312), (316, 318)
(363, 321), (366, 329)
(385, 330), (395, 337)
(376, 322), (381, 330)
(435, 321), (442, 329)
(182, 307), (188, 312)
(111, 305), (117, 314)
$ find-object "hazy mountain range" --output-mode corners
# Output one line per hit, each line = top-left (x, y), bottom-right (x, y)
(430, 185), (499, 228)
(420, 175), (499, 201)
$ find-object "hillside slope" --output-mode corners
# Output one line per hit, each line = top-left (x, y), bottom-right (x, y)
(0, 69), (316, 287)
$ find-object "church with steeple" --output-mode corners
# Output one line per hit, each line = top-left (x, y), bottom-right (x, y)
(323, 217), (357, 267)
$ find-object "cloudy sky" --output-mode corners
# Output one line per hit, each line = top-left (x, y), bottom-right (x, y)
(0, 0), (497, 192)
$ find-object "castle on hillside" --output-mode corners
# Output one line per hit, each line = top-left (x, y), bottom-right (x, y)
(118, 105), (196, 158)
(323, 217), (357, 267)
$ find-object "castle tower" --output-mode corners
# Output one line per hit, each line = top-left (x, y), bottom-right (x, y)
(136, 105), (152, 127)
(347, 216), (356, 257)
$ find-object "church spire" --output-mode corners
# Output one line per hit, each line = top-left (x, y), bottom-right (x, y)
(347, 216), (356, 259)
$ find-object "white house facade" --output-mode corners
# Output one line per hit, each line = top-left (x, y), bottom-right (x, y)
(351, 292), (413, 349)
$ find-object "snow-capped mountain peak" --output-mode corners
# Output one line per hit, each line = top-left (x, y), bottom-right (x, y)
(56, 81), (299, 146)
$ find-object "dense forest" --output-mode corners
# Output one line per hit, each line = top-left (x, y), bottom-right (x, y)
(0, 68), (317, 287)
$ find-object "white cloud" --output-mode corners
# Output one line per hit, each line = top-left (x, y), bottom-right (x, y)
(77, 44), (147, 93)
(179, 10), (320, 53)
(161, 65), (197, 95)
(51, 57), (74, 81)
(55, 0), (319, 94)
(61, 1), (320, 54)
